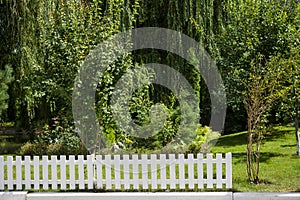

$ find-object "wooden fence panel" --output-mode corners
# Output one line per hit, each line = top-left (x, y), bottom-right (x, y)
(0, 153), (232, 191)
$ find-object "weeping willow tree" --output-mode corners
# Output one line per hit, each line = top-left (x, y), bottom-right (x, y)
(0, 0), (40, 127)
(1, 0), (228, 146)
(0, 0), (261, 151)
(0, 0), (140, 129)
(133, 0), (225, 133)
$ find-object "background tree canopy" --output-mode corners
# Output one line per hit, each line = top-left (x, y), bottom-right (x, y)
(0, 0), (299, 160)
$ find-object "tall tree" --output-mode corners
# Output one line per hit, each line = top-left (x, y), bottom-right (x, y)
(274, 2), (300, 155)
(218, 0), (297, 183)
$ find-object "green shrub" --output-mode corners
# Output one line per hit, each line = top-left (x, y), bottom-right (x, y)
(19, 115), (87, 156)
(187, 124), (220, 154)
(19, 141), (47, 155)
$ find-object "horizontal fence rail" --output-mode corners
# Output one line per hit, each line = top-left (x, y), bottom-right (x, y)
(0, 153), (232, 191)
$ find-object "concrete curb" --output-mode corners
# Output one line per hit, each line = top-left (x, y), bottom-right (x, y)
(26, 192), (232, 200)
(233, 192), (300, 200)
(0, 192), (28, 200)
(1, 192), (300, 200)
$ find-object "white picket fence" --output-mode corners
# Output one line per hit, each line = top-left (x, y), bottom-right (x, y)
(0, 153), (232, 191)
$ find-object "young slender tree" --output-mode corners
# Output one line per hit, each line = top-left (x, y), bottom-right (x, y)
(243, 55), (288, 183)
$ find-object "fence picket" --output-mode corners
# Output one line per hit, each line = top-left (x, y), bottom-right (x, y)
(216, 154), (223, 188)
(78, 155), (84, 189)
(206, 154), (213, 188)
(105, 155), (112, 189)
(33, 156), (39, 190)
(141, 154), (148, 189)
(95, 155), (103, 189)
(60, 156), (66, 190)
(0, 153), (232, 191)
(188, 154), (194, 189)
(16, 156), (22, 190)
(7, 156), (13, 190)
(150, 154), (157, 189)
(42, 156), (48, 190)
(114, 155), (121, 189)
(226, 153), (232, 188)
(132, 154), (138, 189)
(197, 154), (204, 189)
(178, 154), (185, 189)
(24, 156), (31, 190)
(160, 154), (166, 189)
(169, 154), (176, 189)
(123, 155), (130, 189)
(69, 155), (75, 190)
(51, 156), (57, 190)
(0, 156), (4, 190)
(87, 155), (94, 189)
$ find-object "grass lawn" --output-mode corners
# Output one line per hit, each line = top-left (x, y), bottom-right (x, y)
(0, 125), (299, 192)
(212, 125), (300, 192)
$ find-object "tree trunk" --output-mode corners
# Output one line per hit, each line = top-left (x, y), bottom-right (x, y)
(247, 119), (253, 182)
(295, 88), (299, 156)
(296, 118), (300, 156)
(254, 130), (262, 184)
(247, 113), (261, 183)
(295, 104), (300, 156)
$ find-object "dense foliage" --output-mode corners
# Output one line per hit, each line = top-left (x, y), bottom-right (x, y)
(0, 65), (13, 119)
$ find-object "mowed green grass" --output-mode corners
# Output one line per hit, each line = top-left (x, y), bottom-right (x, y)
(0, 125), (299, 192)
(212, 125), (300, 192)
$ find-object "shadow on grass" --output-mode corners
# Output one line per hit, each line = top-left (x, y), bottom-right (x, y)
(264, 126), (294, 142)
(216, 131), (248, 147)
(216, 126), (294, 147)
(0, 129), (29, 154)
(280, 144), (295, 148)
(232, 152), (285, 164)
